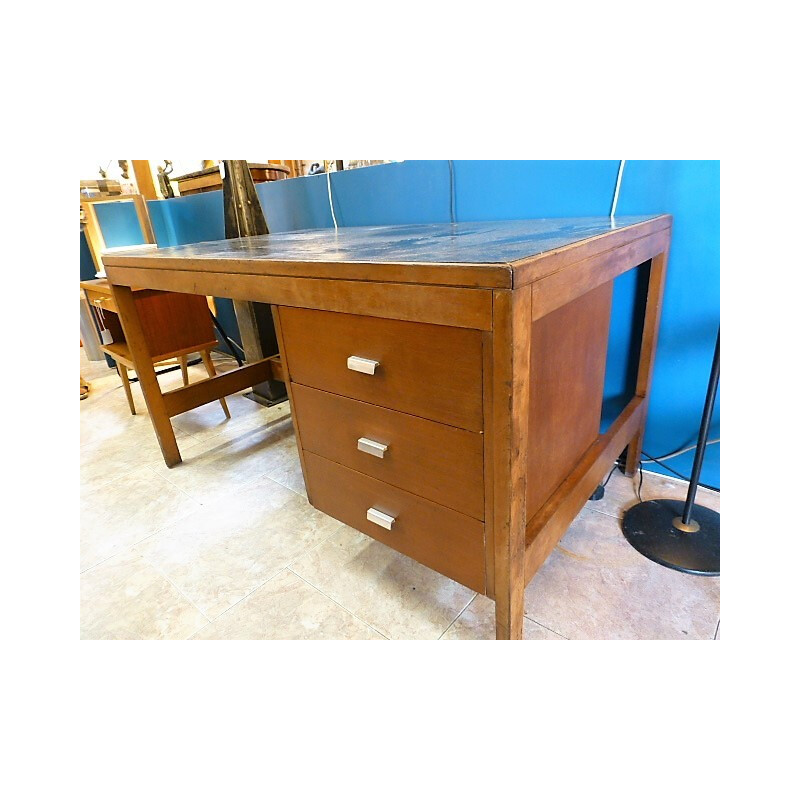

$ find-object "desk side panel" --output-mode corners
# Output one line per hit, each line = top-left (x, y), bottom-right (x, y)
(526, 282), (613, 521)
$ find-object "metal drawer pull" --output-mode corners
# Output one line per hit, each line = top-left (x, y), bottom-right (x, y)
(357, 437), (389, 458)
(347, 355), (379, 375)
(366, 507), (395, 530)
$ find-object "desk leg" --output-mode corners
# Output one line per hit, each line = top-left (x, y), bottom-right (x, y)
(492, 288), (531, 640)
(110, 284), (182, 467)
(625, 250), (669, 475)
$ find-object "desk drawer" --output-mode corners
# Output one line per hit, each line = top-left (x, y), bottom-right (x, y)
(278, 307), (484, 432)
(84, 290), (118, 315)
(292, 384), (484, 520)
(304, 452), (485, 593)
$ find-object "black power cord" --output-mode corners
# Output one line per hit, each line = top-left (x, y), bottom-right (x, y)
(210, 310), (244, 367)
(123, 358), (202, 384)
(589, 459), (624, 501)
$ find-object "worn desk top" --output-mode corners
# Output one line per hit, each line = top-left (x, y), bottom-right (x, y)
(104, 215), (671, 289)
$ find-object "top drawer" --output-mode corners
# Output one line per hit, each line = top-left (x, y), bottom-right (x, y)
(84, 290), (118, 315)
(278, 307), (484, 432)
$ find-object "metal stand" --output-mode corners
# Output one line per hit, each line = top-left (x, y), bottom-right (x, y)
(622, 330), (720, 576)
(221, 160), (287, 404)
(210, 310), (243, 367)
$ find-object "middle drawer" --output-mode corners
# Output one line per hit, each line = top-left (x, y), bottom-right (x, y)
(292, 383), (485, 521)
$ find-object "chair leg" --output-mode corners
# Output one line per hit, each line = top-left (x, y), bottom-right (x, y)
(179, 354), (189, 387)
(201, 349), (231, 418)
(117, 363), (136, 415)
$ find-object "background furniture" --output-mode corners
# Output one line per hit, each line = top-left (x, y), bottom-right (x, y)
(173, 163), (290, 196)
(103, 216), (671, 639)
(80, 194), (155, 277)
(80, 278), (230, 418)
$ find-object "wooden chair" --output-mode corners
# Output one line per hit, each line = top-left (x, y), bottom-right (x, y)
(80, 278), (230, 419)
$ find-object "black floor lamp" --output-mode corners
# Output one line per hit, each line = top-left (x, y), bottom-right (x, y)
(622, 330), (720, 576)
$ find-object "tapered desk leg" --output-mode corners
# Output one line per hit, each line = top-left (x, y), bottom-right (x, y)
(625, 249), (669, 475)
(492, 288), (532, 640)
(110, 284), (182, 467)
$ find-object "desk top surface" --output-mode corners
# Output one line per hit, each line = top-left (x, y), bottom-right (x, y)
(104, 215), (670, 289)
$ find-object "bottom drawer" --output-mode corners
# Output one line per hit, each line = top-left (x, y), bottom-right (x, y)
(304, 451), (485, 593)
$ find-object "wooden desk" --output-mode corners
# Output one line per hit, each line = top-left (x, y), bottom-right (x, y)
(103, 216), (671, 639)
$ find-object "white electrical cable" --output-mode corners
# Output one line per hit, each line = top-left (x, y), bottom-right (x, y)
(641, 439), (721, 463)
(448, 160), (456, 223)
(327, 168), (338, 230)
(610, 159), (626, 219)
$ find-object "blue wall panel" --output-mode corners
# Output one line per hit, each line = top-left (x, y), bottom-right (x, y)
(616, 160), (720, 485)
(258, 161), (455, 230)
(93, 202), (145, 248)
(257, 171), (338, 232)
(142, 161), (720, 487)
(146, 192), (236, 354)
(453, 160), (620, 220)
(148, 192), (225, 247)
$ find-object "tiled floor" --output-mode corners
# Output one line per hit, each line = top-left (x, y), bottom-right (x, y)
(80, 349), (721, 640)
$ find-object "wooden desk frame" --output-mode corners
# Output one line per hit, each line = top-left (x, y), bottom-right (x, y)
(104, 216), (671, 639)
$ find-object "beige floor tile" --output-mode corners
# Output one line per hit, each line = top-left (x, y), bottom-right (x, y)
(80, 355), (245, 448)
(291, 526), (476, 639)
(80, 358), (157, 422)
(171, 382), (290, 447)
(524, 508), (720, 640)
(250, 431), (306, 496)
(80, 422), (197, 497)
(80, 381), (149, 449)
(81, 348), (113, 382)
(442, 594), (566, 640)
(81, 550), (207, 639)
(149, 414), (300, 506)
(156, 356), (283, 440)
(192, 569), (384, 640)
(81, 465), (201, 571)
(136, 476), (344, 619)
(589, 468), (720, 520)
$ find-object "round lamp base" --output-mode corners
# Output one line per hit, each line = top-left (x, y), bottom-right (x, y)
(622, 499), (720, 576)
